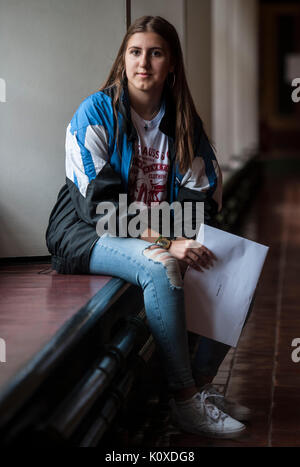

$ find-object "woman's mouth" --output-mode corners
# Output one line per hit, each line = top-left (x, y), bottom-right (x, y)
(137, 73), (151, 77)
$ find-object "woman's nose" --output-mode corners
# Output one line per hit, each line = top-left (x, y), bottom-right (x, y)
(139, 52), (149, 68)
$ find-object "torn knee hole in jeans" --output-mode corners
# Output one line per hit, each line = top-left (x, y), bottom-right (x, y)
(143, 245), (183, 289)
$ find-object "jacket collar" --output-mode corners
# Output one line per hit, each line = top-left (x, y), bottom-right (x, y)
(158, 83), (176, 140)
(120, 80), (176, 142)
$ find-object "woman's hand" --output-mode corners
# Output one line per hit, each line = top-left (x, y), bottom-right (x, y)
(169, 237), (217, 273)
(140, 227), (217, 273)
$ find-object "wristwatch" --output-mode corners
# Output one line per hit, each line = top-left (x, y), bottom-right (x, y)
(154, 235), (172, 250)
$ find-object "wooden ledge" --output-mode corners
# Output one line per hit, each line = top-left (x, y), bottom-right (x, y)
(0, 263), (135, 428)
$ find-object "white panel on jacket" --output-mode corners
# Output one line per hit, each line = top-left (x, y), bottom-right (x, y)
(65, 123), (109, 198)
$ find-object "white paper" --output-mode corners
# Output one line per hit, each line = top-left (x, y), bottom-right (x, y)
(184, 224), (269, 347)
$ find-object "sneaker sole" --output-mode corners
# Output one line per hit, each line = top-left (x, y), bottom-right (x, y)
(172, 421), (246, 439)
(226, 409), (252, 422)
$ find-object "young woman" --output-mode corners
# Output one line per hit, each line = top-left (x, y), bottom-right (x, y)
(46, 16), (249, 438)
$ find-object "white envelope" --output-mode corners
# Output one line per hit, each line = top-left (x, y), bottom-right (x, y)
(184, 224), (269, 347)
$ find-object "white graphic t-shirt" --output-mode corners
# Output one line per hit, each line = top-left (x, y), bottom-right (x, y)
(129, 103), (169, 206)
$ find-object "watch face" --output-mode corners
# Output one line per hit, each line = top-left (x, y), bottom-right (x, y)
(157, 238), (170, 249)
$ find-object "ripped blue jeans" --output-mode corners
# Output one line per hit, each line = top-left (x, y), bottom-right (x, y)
(89, 235), (232, 391)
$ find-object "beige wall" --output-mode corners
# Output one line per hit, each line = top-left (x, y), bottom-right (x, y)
(0, 0), (126, 257)
(231, 0), (258, 158)
(131, 0), (186, 55)
(185, 0), (259, 166)
(186, 0), (212, 138)
(212, 0), (259, 167)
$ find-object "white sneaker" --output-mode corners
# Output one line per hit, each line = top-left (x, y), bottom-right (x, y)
(200, 384), (252, 421)
(169, 391), (246, 439)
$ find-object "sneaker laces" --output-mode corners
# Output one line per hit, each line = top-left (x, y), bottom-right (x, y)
(196, 391), (228, 422)
(200, 384), (228, 411)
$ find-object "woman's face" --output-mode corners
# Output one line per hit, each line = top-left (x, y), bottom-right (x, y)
(124, 32), (174, 97)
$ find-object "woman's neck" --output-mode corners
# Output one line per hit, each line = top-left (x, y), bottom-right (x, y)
(128, 85), (163, 120)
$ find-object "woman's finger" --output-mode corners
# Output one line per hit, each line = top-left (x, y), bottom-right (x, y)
(188, 248), (213, 268)
(186, 251), (205, 267)
(201, 245), (217, 261)
(185, 256), (203, 272)
(186, 240), (215, 257)
(186, 252), (208, 270)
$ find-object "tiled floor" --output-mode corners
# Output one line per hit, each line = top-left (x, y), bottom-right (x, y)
(157, 168), (300, 447)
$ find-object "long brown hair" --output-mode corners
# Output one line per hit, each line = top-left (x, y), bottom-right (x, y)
(99, 16), (200, 173)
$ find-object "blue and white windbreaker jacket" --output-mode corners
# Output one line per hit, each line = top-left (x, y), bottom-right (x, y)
(46, 83), (222, 274)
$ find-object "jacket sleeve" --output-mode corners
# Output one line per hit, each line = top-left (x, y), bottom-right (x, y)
(65, 98), (136, 237)
(177, 124), (222, 236)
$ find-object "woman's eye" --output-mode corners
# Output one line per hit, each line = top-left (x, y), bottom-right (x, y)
(129, 49), (162, 57)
